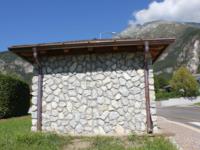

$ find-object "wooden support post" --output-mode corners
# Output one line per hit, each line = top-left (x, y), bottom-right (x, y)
(33, 47), (43, 131)
(144, 41), (153, 134)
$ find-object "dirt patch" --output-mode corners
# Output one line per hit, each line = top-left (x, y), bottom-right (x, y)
(63, 138), (91, 150)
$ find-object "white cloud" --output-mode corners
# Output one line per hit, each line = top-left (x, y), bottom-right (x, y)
(130, 0), (200, 25)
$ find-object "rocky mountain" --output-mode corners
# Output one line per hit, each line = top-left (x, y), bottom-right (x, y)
(118, 20), (200, 79)
(0, 51), (33, 84)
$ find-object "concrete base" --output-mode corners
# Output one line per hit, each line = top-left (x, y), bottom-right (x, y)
(157, 96), (200, 107)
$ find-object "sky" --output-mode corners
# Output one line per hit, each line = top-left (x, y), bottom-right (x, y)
(1, 0), (200, 51)
(0, 0), (149, 51)
(131, 0), (200, 25)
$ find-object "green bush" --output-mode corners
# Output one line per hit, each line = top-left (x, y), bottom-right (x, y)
(154, 75), (169, 92)
(0, 74), (30, 118)
(155, 91), (181, 101)
(170, 67), (199, 97)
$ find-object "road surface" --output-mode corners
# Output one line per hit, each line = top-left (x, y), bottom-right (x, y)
(157, 106), (200, 129)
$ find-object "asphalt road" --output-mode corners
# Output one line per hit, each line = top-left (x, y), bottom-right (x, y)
(157, 106), (200, 129)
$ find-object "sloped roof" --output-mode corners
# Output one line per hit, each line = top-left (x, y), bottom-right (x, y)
(9, 38), (175, 64)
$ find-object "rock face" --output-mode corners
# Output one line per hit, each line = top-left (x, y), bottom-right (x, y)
(31, 52), (157, 135)
(118, 20), (200, 76)
(0, 51), (33, 83)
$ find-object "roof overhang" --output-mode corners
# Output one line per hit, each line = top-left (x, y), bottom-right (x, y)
(9, 38), (175, 64)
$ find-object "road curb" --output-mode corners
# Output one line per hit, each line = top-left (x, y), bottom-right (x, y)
(157, 97), (200, 107)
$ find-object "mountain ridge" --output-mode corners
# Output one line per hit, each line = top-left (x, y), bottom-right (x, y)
(118, 20), (200, 78)
(1, 20), (200, 81)
(0, 51), (33, 83)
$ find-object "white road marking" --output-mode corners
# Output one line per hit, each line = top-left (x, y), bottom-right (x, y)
(189, 122), (200, 127)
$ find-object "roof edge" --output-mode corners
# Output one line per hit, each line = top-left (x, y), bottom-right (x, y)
(9, 38), (175, 50)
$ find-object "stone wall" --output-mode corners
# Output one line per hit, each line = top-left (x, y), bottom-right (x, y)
(31, 52), (157, 135)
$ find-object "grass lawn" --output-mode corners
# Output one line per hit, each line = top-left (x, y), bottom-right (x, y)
(0, 116), (178, 150)
(0, 116), (72, 150)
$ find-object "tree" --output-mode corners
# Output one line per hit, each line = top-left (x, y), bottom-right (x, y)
(170, 66), (199, 97)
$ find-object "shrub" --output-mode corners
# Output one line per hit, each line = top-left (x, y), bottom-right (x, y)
(170, 66), (199, 97)
(155, 91), (181, 101)
(154, 75), (169, 92)
(0, 74), (30, 118)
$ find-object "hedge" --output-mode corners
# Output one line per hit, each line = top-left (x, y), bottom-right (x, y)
(0, 74), (30, 118)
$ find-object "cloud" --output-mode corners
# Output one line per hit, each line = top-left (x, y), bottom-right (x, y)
(130, 0), (200, 25)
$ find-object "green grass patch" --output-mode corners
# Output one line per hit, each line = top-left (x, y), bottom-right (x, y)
(0, 116), (178, 150)
(195, 102), (200, 106)
(85, 135), (177, 150)
(87, 136), (124, 150)
(0, 116), (72, 150)
(155, 91), (182, 101)
(128, 135), (178, 150)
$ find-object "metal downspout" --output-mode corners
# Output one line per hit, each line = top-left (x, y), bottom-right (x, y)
(33, 47), (43, 131)
(144, 41), (153, 134)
